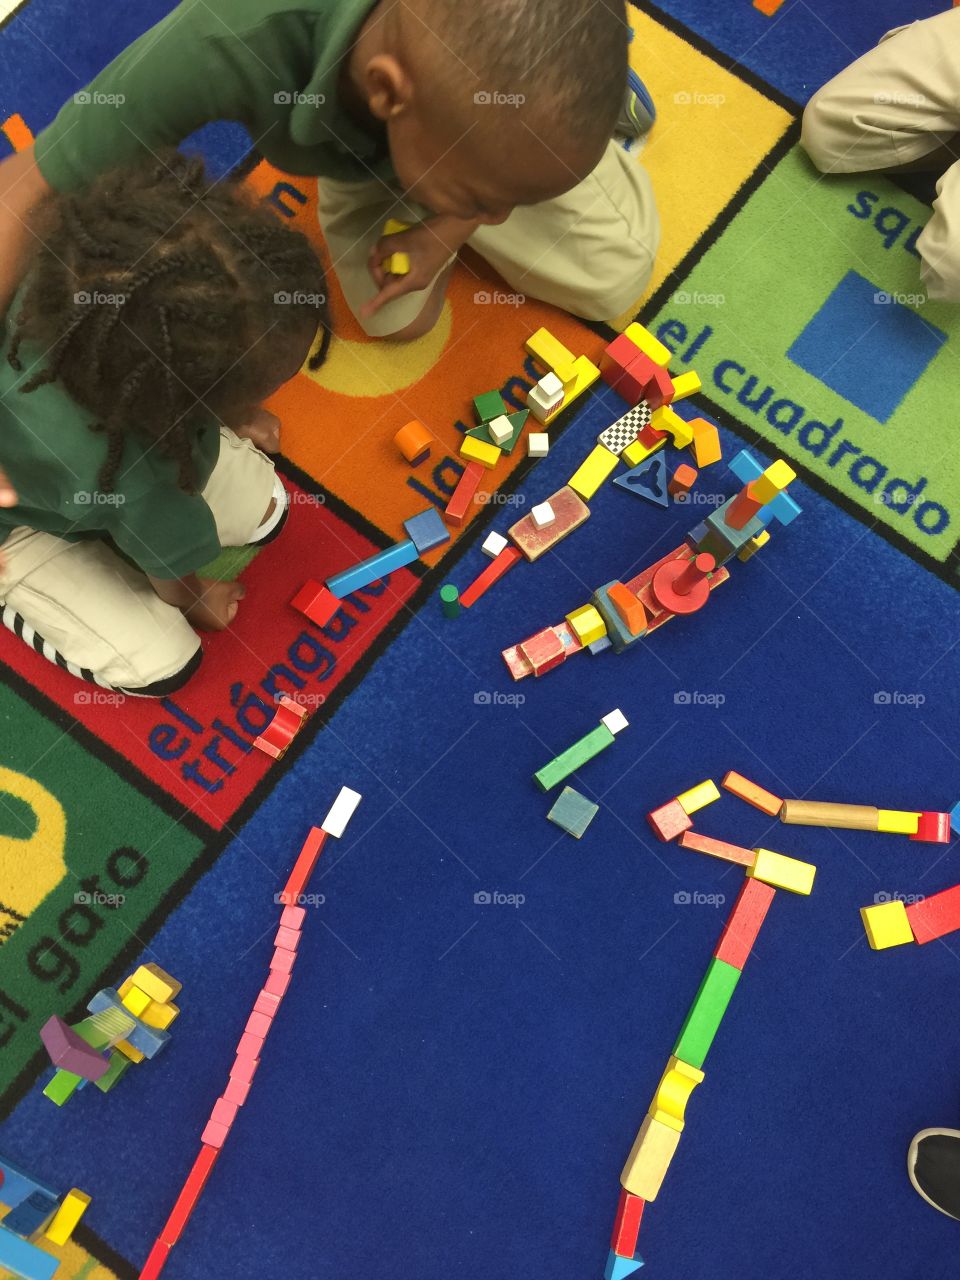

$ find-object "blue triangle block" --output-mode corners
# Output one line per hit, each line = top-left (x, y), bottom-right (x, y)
(604, 1247), (645, 1279)
(613, 455), (668, 507)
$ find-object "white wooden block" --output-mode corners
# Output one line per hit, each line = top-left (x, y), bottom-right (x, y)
(538, 372), (564, 399)
(531, 501), (556, 529)
(528, 433), (549, 458)
(487, 415), (513, 447)
(601, 709), (629, 735)
(482, 531), (509, 559)
(321, 786), (362, 838)
(527, 372), (565, 424)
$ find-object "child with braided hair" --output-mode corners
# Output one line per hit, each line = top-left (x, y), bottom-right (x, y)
(0, 151), (328, 695)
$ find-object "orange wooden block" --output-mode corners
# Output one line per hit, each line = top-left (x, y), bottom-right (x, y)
(677, 830), (755, 867)
(689, 419), (722, 467)
(669, 463), (698, 498)
(753, 0), (784, 12)
(722, 770), (782, 817)
(394, 420), (432, 465)
(607, 582), (648, 636)
(1, 114), (34, 152)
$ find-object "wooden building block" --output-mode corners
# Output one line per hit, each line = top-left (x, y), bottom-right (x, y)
(460, 545), (522, 608)
(714, 878), (776, 969)
(291, 580), (341, 627)
(607, 582), (647, 636)
(610, 1186), (645, 1258)
(534, 723), (616, 792)
(140, 1000), (179, 1030)
(120, 986), (152, 1018)
(905, 884), (960, 944)
(0, 1230), (59, 1280)
(671, 370), (702, 400)
(676, 779), (721, 816)
(624, 321), (672, 367)
(649, 1055), (705, 1131)
(519, 627), (567, 678)
(748, 848), (816, 896)
(474, 390), (507, 423)
(482, 531), (509, 559)
(647, 799), (693, 842)
(650, 405), (693, 448)
(444, 461), (485, 527)
(672, 957), (741, 1069)
(326, 540), (419, 598)
(528, 432), (549, 457)
(526, 327), (575, 372)
(669, 463), (698, 497)
(566, 604), (606, 647)
(279, 827), (327, 905)
(568, 444), (620, 500)
(910, 811), (952, 843)
(384, 251), (410, 275)
(622, 429), (667, 467)
(531, 501), (556, 528)
(753, 459), (796, 503)
(508, 486), (590, 561)
(131, 963), (181, 1003)
(860, 900), (915, 950)
(528, 373), (565, 422)
(403, 507), (451, 555)
(460, 435), (501, 469)
(394, 420), (432, 464)
(620, 1114), (681, 1201)
(601, 333), (645, 385)
(721, 771), (782, 816)
(779, 799), (878, 831)
(547, 787), (600, 839)
(43, 1189), (91, 1246)
(677, 830), (755, 867)
(689, 419), (722, 467)
(737, 530), (771, 562)
(876, 809), (921, 835)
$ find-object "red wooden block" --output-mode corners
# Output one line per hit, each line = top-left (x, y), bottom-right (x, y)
(460, 544), (523, 607)
(254, 990), (281, 1017)
(279, 827), (327, 905)
(230, 1054), (260, 1085)
(601, 333), (644, 386)
(274, 924), (301, 951)
(236, 1031), (265, 1061)
(648, 798), (693, 842)
(635, 423), (669, 450)
(158, 1144), (220, 1247)
(713, 878), (777, 969)
(519, 627), (566, 677)
(639, 362), (675, 412)
(652, 552), (715, 615)
(677, 830), (755, 867)
(263, 969), (292, 999)
(724, 482), (765, 531)
(279, 904), (307, 930)
(508, 485), (590, 561)
(210, 1097), (238, 1128)
(223, 1075), (252, 1107)
(245, 1010), (273, 1039)
(290, 580), (340, 627)
(610, 1187), (645, 1258)
(905, 883), (960, 944)
(253, 695), (309, 760)
(668, 463), (699, 498)
(613, 354), (660, 406)
(200, 1118), (231, 1150)
(910, 811), (951, 844)
(271, 946), (297, 975)
(139, 1239), (173, 1280)
(444, 461), (485, 527)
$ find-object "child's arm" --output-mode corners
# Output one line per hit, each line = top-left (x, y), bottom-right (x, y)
(0, 145), (51, 322)
(148, 574), (245, 632)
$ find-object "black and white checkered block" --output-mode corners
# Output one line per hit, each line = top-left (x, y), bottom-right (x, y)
(598, 401), (652, 454)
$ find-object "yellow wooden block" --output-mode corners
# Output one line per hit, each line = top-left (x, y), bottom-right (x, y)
(383, 218), (411, 236)
(566, 604), (607, 647)
(568, 443), (619, 500)
(114, 1038), (145, 1063)
(555, 360), (579, 390)
(671, 370), (702, 401)
(748, 847), (817, 896)
(651, 406), (693, 449)
(737, 529), (771, 562)
(120, 986), (152, 1018)
(43, 1188), (91, 1246)
(860, 900), (915, 950)
(384, 252), (410, 276)
(621, 1113), (681, 1201)
(543, 355), (601, 425)
(753, 459), (796, 503)
(624, 321), (672, 368)
(622, 433), (667, 467)
(460, 435), (502, 469)
(131, 963), (182, 1003)
(526, 327), (575, 373)
(676, 778), (721, 815)
(876, 809), (921, 835)
(649, 1055), (705, 1131)
(139, 999), (180, 1029)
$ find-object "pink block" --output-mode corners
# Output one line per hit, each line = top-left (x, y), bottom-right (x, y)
(274, 925), (301, 951)
(230, 1055), (260, 1085)
(254, 990), (281, 1017)
(271, 946), (296, 975)
(210, 1096), (238, 1128)
(263, 970), (292, 998)
(223, 1076), (252, 1107)
(200, 1119), (230, 1149)
(245, 1010), (273, 1039)
(236, 1031), (265, 1061)
(280, 905), (307, 930)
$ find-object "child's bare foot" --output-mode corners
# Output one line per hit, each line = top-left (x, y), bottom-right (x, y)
(184, 578), (245, 631)
(233, 408), (281, 454)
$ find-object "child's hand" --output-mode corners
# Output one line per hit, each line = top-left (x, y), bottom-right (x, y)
(184, 578), (246, 631)
(0, 467), (17, 508)
(232, 409), (281, 454)
(363, 216), (478, 321)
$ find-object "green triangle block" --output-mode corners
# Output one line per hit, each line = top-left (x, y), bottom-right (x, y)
(672, 956), (741, 1069)
(466, 410), (529, 455)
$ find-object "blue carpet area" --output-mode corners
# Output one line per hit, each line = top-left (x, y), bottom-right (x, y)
(2, 387), (959, 1279)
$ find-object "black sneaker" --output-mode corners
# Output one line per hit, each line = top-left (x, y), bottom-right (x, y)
(908, 1128), (960, 1220)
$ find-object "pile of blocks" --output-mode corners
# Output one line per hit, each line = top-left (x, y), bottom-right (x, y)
(0, 1157), (90, 1280)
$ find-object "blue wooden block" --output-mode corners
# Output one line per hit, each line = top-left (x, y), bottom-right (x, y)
(0, 1226), (59, 1280)
(588, 635), (612, 655)
(613, 455), (668, 507)
(604, 1247), (645, 1279)
(86, 990), (170, 1059)
(325, 539), (419, 599)
(757, 489), (802, 527)
(403, 508), (450, 555)
(949, 800), (960, 830)
(591, 583), (643, 654)
(727, 448), (764, 485)
(0, 1159), (58, 1211)
(3, 1191), (58, 1238)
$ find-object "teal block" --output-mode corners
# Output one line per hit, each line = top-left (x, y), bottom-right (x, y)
(473, 390), (507, 423)
(403, 508), (450, 555)
(325, 539), (419, 600)
(0, 1159), (58, 1210)
(758, 489), (802, 527)
(950, 800), (960, 830)
(86, 990), (170, 1059)
(0, 1226), (59, 1280)
(547, 787), (600, 838)
(592, 583), (643, 654)
(727, 449), (763, 485)
(3, 1191), (58, 1238)
(704, 505), (765, 562)
(604, 1248), (645, 1279)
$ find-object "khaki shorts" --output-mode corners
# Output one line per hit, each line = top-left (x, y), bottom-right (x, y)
(317, 139), (660, 336)
(0, 428), (281, 694)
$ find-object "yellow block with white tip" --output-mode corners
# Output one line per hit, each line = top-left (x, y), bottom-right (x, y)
(43, 1189), (91, 1246)
(676, 779), (721, 815)
(860, 900), (915, 950)
(460, 436), (501, 469)
(568, 443), (619, 500)
(621, 1113), (681, 1200)
(876, 809), (921, 834)
(737, 529), (771, 562)
(671, 370), (702, 401)
(622, 433), (667, 467)
(543, 355), (601, 424)
(651, 406), (693, 449)
(624, 321), (672, 368)
(753, 459), (796, 503)
(748, 848), (817, 896)
(566, 604), (607, 647)
(130, 963), (181, 1003)
(140, 1000), (180, 1029)
(120, 986), (152, 1018)
(649, 1055), (705, 1132)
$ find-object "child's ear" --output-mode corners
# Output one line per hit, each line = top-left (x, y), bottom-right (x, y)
(363, 54), (413, 121)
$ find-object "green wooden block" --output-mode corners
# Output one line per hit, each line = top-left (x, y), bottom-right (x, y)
(547, 787), (600, 838)
(474, 390), (507, 424)
(534, 724), (615, 792)
(672, 957), (742, 1069)
(467, 410), (529, 455)
(73, 1010), (131, 1051)
(94, 1049), (133, 1094)
(440, 584), (460, 618)
(43, 1068), (83, 1106)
